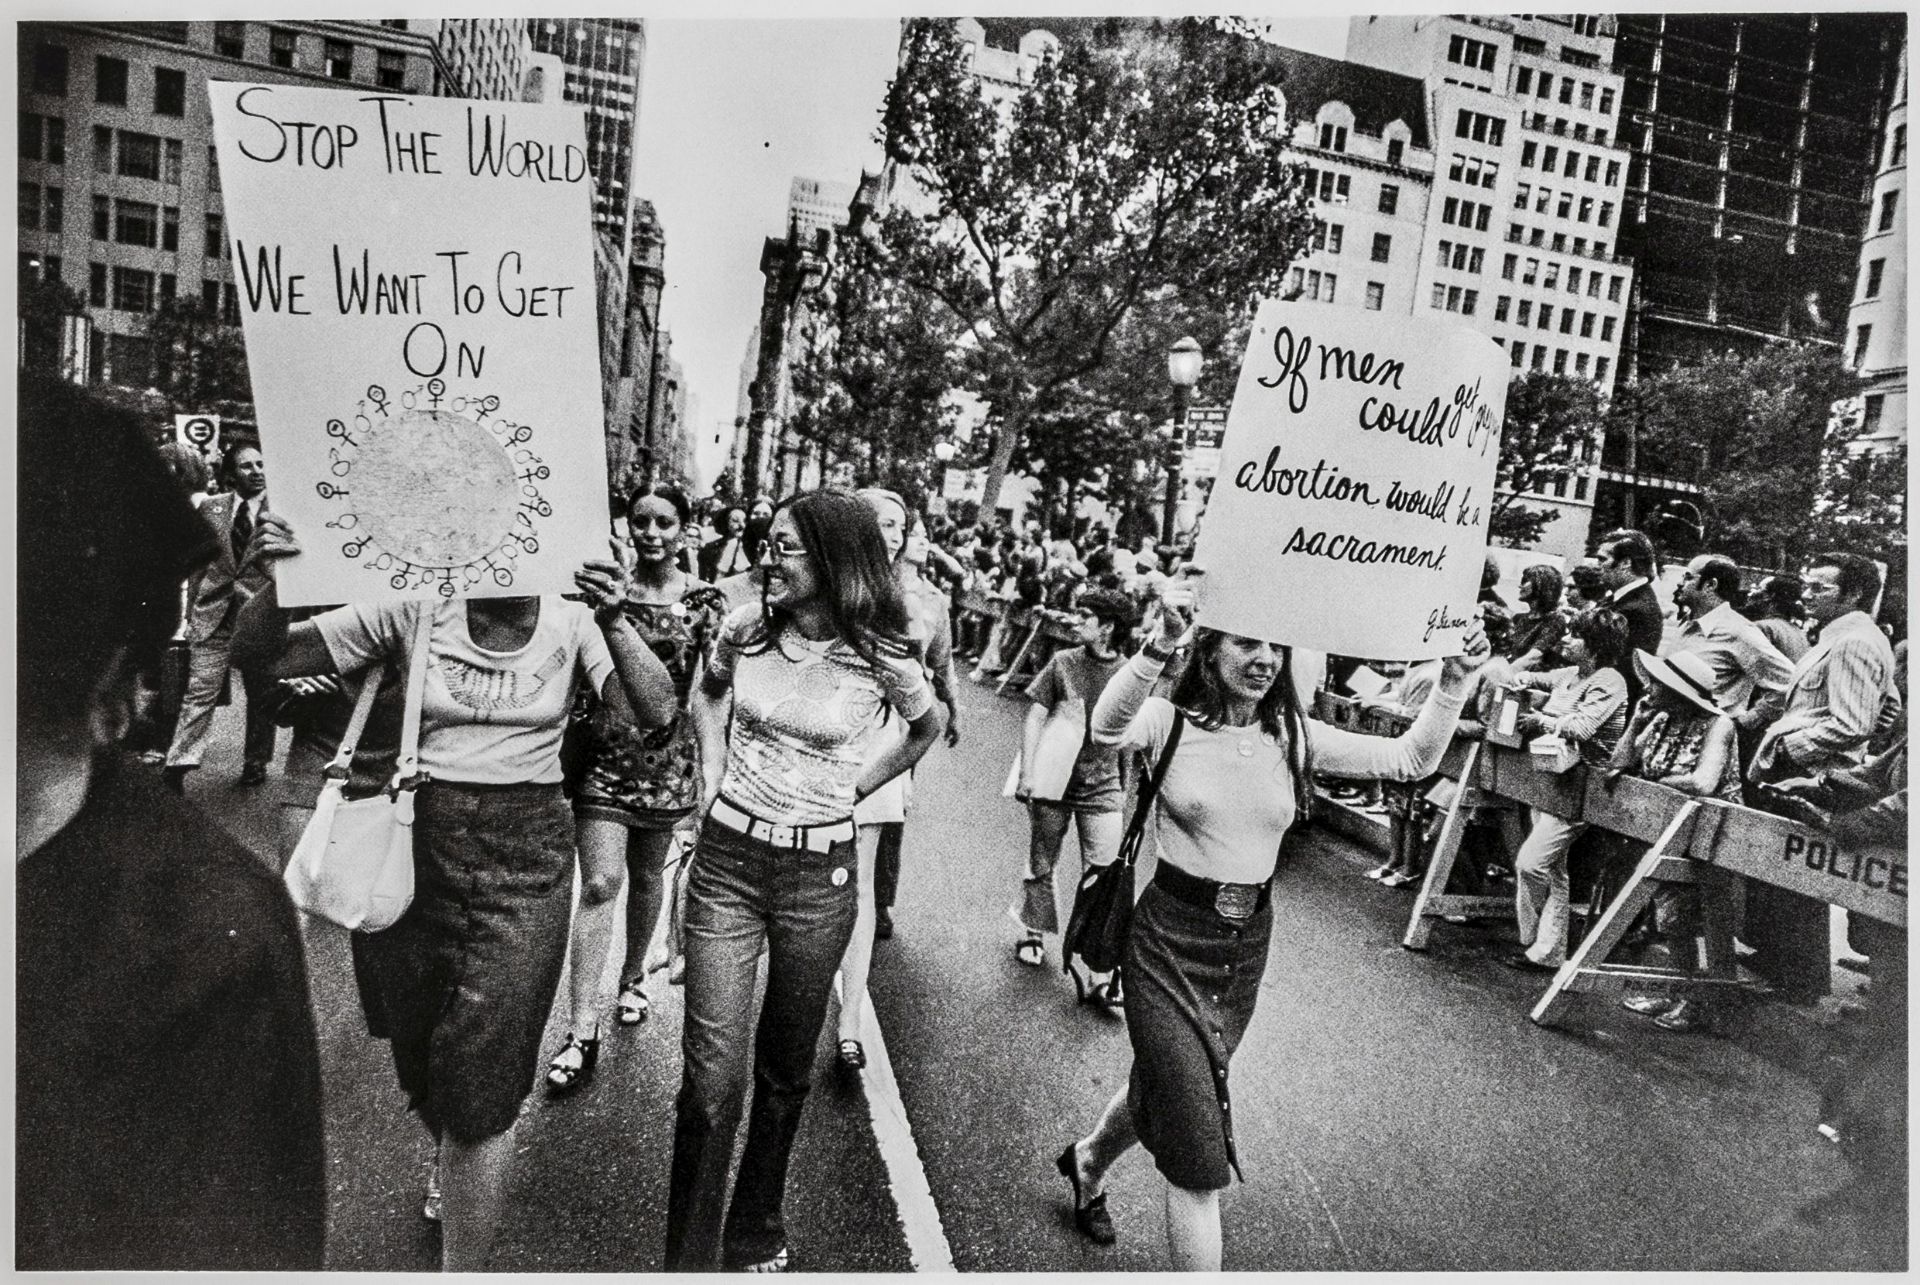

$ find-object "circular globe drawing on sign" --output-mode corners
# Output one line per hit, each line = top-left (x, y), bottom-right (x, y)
(319, 379), (552, 595)
(354, 409), (516, 567)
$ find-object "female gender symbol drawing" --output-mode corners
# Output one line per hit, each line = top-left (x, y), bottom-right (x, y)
(317, 377), (553, 595)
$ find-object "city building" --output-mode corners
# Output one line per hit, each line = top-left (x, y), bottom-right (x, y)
(1347, 15), (1642, 559)
(526, 19), (646, 251)
(1847, 35), (1907, 454)
(1611, 13), (1905, 376)
(16, 19), (476, 392)
(788, 176), (858, 245)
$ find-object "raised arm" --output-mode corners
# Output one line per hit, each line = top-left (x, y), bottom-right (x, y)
(227, 515), (341, 679)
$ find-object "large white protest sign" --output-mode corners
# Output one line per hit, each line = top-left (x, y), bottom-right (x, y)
(209, 83), (608, 607)
(1191, 300), (1508, 659)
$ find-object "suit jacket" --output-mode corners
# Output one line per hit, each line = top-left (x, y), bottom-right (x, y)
(1752, 610), (1897, 777)
(17, 758), (327, 1270)
(1609, 581), (1665, 659)
(183, 492), (271, 643)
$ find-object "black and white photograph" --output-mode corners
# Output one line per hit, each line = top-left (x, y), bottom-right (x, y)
(14, 4), (1908, 1273)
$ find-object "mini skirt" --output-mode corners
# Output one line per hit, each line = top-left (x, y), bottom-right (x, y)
(350, 780), (575, 1145)
(1123, 872), (1273, 1192)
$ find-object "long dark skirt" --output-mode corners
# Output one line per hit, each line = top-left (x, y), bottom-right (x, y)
(1123, 878), (1273, 1192)
(351, 780), (575, 1144)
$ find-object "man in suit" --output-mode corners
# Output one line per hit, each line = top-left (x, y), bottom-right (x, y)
(163, 443), (278, 791)
(1746, 551), (1899, 1003)
(697, 506), (753, 581)
(1595, 528), (1665, 710)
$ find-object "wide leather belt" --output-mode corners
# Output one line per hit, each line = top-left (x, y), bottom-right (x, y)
(1154, 861), (1271, 922)
(708, 797), (854, 854)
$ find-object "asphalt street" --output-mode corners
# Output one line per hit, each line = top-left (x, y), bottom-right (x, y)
(181, 672), (1881, 1272)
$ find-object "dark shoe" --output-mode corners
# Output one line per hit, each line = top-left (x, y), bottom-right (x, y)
(1501, 951), (1558, 974)
(1055, 1143), (1115, 1245)
(163, 765), (191, 795)
(837, 1038), (867, 1072)
(238, 764), (268, 787)
(1090, 975), (1125, 1013)
(545, 1030), (600, 1093)
(874, 907), (894, 941)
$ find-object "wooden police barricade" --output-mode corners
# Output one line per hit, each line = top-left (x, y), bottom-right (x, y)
(995, 605), (1078, 696)
(1530, 786), (1909, 1027)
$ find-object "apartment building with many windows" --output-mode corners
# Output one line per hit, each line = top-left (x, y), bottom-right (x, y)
(1846, 35), (1907, 454)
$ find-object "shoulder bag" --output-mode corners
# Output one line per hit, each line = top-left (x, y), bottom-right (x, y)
(284, 606), (434, 932)
(1062, 709), (1185, 976)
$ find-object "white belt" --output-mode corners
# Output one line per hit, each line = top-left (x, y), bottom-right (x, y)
(709, 797), (854, 853)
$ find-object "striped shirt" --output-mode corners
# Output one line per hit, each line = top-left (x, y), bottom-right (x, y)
(1752, 610), (1897, 775)
(1529, 665), (1629, 762)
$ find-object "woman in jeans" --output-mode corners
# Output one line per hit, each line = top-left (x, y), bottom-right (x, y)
(1501, 607), (1632, 973)
(1057, 574), (1485, 1269)
(236, 515), (678, 1271)
(546, 483), (728, 1091)
(672, 489), (946, 1271)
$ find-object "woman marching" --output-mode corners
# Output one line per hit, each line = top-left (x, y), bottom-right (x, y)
(1010, 587), (1137, 1006)
(835, 491), (961, 1073)
(545, 484), (728, 1092)
(1057, 572), (1487, 1269)
(235, 515), (679, 1271)
(670, 489), (946, 1271)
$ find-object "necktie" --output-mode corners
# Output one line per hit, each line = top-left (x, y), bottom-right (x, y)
(232, 499), (253, 563)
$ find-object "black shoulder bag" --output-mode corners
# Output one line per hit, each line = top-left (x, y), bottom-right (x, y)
(1062, 710), (1185, 977)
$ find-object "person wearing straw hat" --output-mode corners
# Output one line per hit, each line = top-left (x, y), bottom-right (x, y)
(1606, 647), (1743, 1031)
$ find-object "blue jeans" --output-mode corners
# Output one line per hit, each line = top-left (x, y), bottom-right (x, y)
(664, 818), (859, 1270)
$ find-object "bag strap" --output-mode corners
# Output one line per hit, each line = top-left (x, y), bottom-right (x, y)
(323, 669), (385, 777)
(389, 603), (435, 790)
(1119, 709), (1185, 868)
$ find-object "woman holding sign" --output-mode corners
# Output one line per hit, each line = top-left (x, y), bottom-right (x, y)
(1055, 572), (1487, 1270)
(236, 515), (679, 1272)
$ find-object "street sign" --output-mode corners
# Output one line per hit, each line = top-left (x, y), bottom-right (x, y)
(175, 414), (220, 453)
(1183, 404), (1227, 450)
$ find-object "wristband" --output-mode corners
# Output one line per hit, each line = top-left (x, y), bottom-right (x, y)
(1140, 641), (1175, 664)
(595, 601), (628, 629)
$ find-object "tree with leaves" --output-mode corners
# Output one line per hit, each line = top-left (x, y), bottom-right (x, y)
(877, 17), (1315, 514)
(1488, 372), (1605, 548)
(1605, 344), (1866, 570)
(145, 296), (252, 415)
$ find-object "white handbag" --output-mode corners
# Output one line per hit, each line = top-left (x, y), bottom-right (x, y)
(285, 607), (433, 932)
(1002, 695), (1088, 802)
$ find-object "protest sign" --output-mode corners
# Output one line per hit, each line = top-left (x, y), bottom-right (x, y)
(175, 413), (220, 454)
(1191, 300), (1508, 659)
(208, 83), (608, 607)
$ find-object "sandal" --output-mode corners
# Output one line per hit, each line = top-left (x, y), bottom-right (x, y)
(545, 1029), (600, 1094)
(616, 978), (651, 1026)
(1015, 936), (1045, 968)
(1090, 976), (1125, 1012)
(1054, 1142), (1115, 1245)
(837, 1038), (867, 1071)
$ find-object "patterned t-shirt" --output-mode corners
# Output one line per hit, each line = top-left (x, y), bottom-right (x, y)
(316, 596), (613, 786)
(710, 605), (933, 825)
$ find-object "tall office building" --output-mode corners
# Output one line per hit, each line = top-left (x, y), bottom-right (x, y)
(1846, 35), (1906, 454)
(16, 20), (486, 391)
(526, 19), (646, 250)
(788, 176), (857, 245)
(1612, 14), (1905, 377)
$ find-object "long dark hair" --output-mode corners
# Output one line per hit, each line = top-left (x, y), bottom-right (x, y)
(1569, 607), (1632, 675)
(1168, 628), (1315, 822)
(743, 489), (911, 668)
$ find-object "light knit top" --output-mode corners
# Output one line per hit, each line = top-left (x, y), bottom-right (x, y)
(709, 606), (933, 825)
(1091, 651), (1465, 885)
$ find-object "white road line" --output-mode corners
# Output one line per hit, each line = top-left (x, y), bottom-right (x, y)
(836, 975), (957, 1272)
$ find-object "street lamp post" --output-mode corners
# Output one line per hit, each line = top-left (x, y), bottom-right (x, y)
(931, 438), (957, 513)
(1163, 336), (1204, 545)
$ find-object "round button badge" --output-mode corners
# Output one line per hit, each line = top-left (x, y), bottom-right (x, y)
(831, 867), (849, 887)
